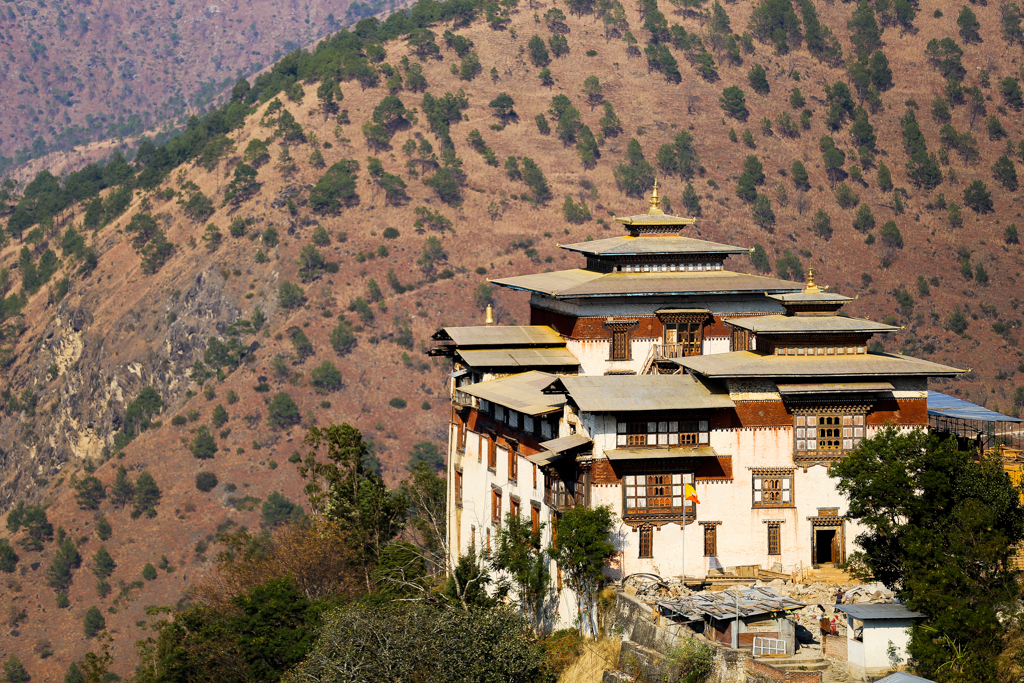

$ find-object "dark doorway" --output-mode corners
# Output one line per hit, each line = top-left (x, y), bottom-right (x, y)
(815, 529), (837, 564)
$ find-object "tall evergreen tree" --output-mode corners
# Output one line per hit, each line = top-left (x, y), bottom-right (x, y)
(848, 0), (883, 62)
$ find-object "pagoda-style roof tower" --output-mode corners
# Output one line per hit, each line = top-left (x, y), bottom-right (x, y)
(491, 182), (801, 299)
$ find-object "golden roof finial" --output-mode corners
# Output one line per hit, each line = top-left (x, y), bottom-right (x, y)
(485, 304), (494, 325)
(804, 267), (822, 294)
(646, 179), (665, 215)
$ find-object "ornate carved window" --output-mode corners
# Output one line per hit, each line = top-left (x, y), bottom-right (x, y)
(605, 319), (638, 361)
(794, 411), (866, 460)
(623, 472), (695, 523)
(752, 468), (794, 508)
(702, 522), (720, 557)
(616, 419), (709, 447)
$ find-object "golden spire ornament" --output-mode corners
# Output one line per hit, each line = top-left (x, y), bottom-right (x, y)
(646, 180), (665, 215)
(804, 267), (822, 294)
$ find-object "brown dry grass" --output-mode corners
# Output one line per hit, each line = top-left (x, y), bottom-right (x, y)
(558, 637), (623, 683)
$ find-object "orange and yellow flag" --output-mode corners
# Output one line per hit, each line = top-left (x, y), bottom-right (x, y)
(684, 483), (700, 505)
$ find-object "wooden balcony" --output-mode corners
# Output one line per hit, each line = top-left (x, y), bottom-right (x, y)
(653, 342), (701, 359)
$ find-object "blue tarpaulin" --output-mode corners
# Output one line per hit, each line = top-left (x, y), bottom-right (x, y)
(927, 391), (1022, 423)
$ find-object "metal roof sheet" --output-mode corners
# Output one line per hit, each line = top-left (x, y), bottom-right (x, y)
(777, 382), (895, 395)
(492, 269), (802, 299)
(456, 347), (579, 368)
(555, 374), (734, 412)
(656, 587), (805, 622)
(875, 673), (937, 683)
(560, 236), (749, 256)
(673, 351), (963, 378)
(835, 604), (925, 620)
(433, 325), (564, 346)
(540, 434), (593, 453)
(726, 315), (898, 335)
(606, 446), (719, 460)
(927, 390), (1023, 423)
(460, 371), (565, 415)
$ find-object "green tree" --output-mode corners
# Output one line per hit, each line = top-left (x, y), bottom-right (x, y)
(91, 546), (115, 579)
(993, 154), (1019, 191)
(310, 361), (343, 392)
(278, 281), (306, 309)
(848, 0), (883, 61)
(548, 505), (616, 636)
(1000, 77), (1024, 110)
(492, 512), (550, 631)
(211, 404), (229, 428)
(790, 160), (810, 190)
(681, 183), (702, 216)
(877, 162), (893, 191)
(73, 475), (106, 510)
(262, 491), (304, 527)
(613, 139), (655, 198)
(527, 35), (549, 66)
(521, 157), (552, 203)
(751, 194), (775, 229)
(133, 471), (161, 518)
(298, 424), (407, 587)
(812, 209), (833, 239)
(268, 392), (301, 429)
(330, 319), (356, 356)
(957, 5), (982, 43)
(7, 502), (52, 551)
(719, 85), (749, 120)
(750, 244), (771, 273)
(489, 93), (516, 121)
(195, 472), (219, 492)
(853, 205), (876, 233)
(47, 537), (81, 590)
(748, 0), (802, 53)
(309, 160), (360, 213)
(0, 539), (18, 573)
(829, 428), (1024, 683)
(83, 606), (106, 638)
(2, 655), (28, 683)
(963, 179), (994, 213)
(189, 426), (218, 460)
(142, 562), (158, 580)
(110, 465), (134, 507)
(747, 64), (769, 94)
(407, 442), (444, 471)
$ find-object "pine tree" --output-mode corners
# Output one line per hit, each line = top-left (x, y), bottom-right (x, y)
(957, 5), (982, 43)
(72, 475), (106, 510)
(3, 655), (29, 683)
(877, 162), (893, 191)
(812, 209), (833, 239)
(848, 0), (883, 61)
(110, 465), (134, 507)
(751, 194), (776, 229)
(46, 537), (81, 590)
(83, 606), (106, 637)
(576, 126), (600, 169)
(681, 183), (702, 216)
(719, 85), (749, 120)
(95, 517), (112, 541)
(750, 244), (771, 273)
(747, 64), (770, 94)
(613, 139), (655, 198)
(736, 173), (757, 202)
(993, 154), (1019, 191)
(92, 546), (115, 579)
(132, 472), (161, 519)
(791, 160), (810, 190)
(850, 108), (876, 150)
(0, 540), (17, 573)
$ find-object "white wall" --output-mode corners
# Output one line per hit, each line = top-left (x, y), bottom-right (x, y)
(845, 617), (914, 678)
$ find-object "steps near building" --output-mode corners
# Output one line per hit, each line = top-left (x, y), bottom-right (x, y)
(756, 655), (830, 672)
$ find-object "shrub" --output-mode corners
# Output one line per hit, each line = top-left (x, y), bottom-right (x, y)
(834, 182), (859, 209)
(408, 441), (444, 470)
(390, 398), (408, 409)
(278, 281), (306, 309)
(211, 404), (229, 428)
(261, 491), (304, 527)
(948, 306), (968, 335)
(880, 221), (903, 248)
(92, 546), (115, 579)
(310, 360), (343, 391)
(331, 319), (357, 355)
(195, 472), (219, 492)
(0, 540), (17, 573)
(142, 563), (158, 581)
(133, 472), (161, 518)
(852, 205), (875, 233)
(963, 180), (994, 213)
(719, 85), (749, 120)
(750, 244), (771, 273)
(268, 392), (301, 429)
(562, 196), (592, 224)
(748, 64), (769, 94)
(1006, 225), (1020, 244)
(790, 161), (810, 190)
(812, 210), (833, 240)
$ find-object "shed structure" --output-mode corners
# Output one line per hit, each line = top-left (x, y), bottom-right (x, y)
(927, 390), (1023, 451)
(834, 604), (925, 680)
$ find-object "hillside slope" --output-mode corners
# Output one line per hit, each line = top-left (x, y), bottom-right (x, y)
(0, 0), (377, 174)
(1, 0), (1024, 676)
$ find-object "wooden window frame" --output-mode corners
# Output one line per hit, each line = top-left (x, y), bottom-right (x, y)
(491, 489), (502, 526)
(767, 523), (782, 556)
(508, 447), (518, 482)
(532, 463), (537, 489)
(531, 502), (541, 544)
(487, 436), (497, 470)
(454, 470), (463, 507)
(622, 471), (695, 522)
(794, 412), (866, 459)
(752, 470), (794, 509)
(616, 418), (709, 448)
(510, 497), (520, 519)
(638, 525), (653, 558)
(703, 523), (718, 557)
(605, 320), (638, 361)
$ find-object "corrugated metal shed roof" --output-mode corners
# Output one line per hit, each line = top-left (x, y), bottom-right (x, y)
(777, 382), (894, 395)
(555, 374), (734, 412)
(460, 371), (565, 415)
(836, 604), (925, 620)
(656, 587), (805, 621)
(456, 348), (579, 368)
(606, 446), (718, 460)
(674, 351), (962, 378)
(492, 269), (802, 299)
(875, 673), (936, 683)
(726, 315), (898, 335)
(927, 390), (1023, 423)
(432, 325), (563, 346)
(560, 236), (749, 256)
